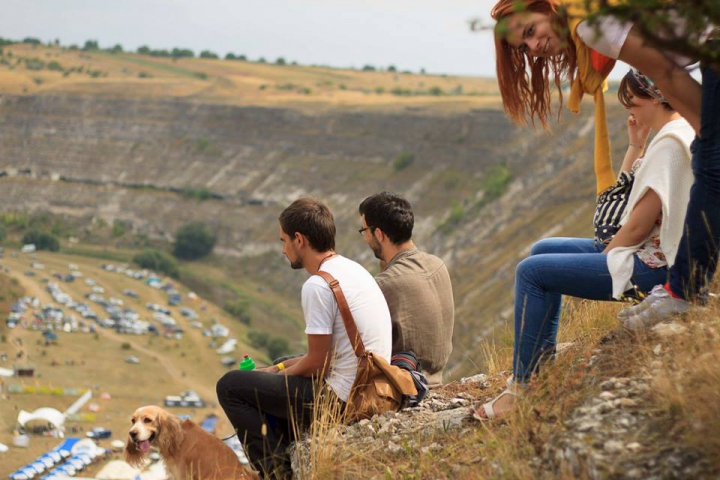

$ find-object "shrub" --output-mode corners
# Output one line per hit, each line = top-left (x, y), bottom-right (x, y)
(224, 300), (252, 325)
(23, 37), (41, 45)
(22, 230), (59, 251)
(362, 65), (376, 72)
(428, 86), (443, 96)
(195, 138), (210, 152)
(266, 337), (290, 361)
(247, 330), (290, 360)
(137, 45), (151, 55)
(109, 44), (123, 54)
(0, 224), (6, 243)
(121, 342), (132, 350)
(112, 220), (129, 237)
(47, 60), (63, 71)
(194, 72), (208, 80)
(181, 186), (213, 200)
(138, 72), (152, 78)
(133, 249), (180, 278)
(33, 77), (43, 85)
(483, 165), (513, 201)
(83, 39), (99, 51)
(173, 222), (216, 260)
(390, 87), (412, 96)
(225, 53), (236, 60)
(248, 330), (269, 348)
(393, 152), (415, 171)
(275, 57), (286, 65)
(24, 58), (45, 71)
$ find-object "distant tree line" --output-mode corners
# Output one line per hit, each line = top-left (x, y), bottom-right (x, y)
(0, 35), (430, 73)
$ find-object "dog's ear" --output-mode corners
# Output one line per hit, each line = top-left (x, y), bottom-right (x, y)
(158, 410), (184, 456)
(124, 435), (145, 467)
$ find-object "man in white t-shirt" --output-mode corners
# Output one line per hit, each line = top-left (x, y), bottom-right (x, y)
(216, 197), (391, 478)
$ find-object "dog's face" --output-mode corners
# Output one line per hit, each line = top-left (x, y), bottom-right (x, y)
(128, 405), (162, 452)
(125, 405), (182, 467)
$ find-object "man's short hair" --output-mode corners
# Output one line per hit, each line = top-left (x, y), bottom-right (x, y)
(279, 197), (336, 252)
(359, 192), (414, 244)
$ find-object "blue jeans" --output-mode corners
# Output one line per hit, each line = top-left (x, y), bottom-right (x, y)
(669, 63), (720, 300)
(513, 237), (668, 383)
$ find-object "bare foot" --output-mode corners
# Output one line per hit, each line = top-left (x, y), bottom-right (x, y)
(473, 389), (517, 420)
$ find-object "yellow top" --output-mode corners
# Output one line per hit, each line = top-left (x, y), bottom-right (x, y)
(563, 0), (619, 194)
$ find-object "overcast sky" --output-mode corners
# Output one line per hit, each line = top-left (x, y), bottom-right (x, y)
(2, 0), (631, 78)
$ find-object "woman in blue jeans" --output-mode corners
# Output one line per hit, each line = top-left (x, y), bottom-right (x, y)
(474, 70), (695, 420)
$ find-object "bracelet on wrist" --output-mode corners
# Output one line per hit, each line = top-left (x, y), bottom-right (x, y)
(629, 143), (643, 149)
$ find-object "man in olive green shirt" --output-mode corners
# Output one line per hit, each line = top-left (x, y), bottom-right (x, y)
(358, 192), (454, 386)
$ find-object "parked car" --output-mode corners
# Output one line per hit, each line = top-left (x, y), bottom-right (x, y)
(86, 427), (112, 439)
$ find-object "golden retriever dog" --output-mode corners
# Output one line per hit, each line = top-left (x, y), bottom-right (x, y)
(124, 405), (258, 480)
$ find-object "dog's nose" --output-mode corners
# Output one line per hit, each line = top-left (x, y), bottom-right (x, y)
(129, 430), (138, 440)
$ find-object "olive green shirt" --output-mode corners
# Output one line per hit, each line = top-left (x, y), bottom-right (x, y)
(375, 246), (454, 386)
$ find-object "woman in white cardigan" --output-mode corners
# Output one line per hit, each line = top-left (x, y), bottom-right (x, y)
(474, 69), (694, 420)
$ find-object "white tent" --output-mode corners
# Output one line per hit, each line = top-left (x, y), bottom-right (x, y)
(216, 338), (237, 354)
(17, 408), (65, 429)
(0, 367), (13, 377)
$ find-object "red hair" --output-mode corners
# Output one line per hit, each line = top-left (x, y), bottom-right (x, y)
(491, 0), (576, 129)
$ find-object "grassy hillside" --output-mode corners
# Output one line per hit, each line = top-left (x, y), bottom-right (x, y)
(0, 43), (500, 112)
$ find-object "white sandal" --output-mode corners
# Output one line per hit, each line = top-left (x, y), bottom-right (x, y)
(472, 388), (518, 420)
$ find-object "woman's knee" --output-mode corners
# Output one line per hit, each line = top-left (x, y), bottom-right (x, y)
(530, 238), (556, 256)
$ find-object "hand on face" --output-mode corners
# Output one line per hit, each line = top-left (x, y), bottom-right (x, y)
(627, 114), (651, 146)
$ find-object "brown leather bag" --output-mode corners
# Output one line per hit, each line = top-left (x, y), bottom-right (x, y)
(317, 271), (417, 423)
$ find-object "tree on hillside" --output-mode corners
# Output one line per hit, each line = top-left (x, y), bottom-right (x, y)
(108, 44), (123, 54)
(225, 53), (237, 60)
(199, 50), (219, 59)
(83, 39), (99, 51)
(22, 230), (59, 251)
(275, 57), (286, 66)
(133, 249), (179, 278)
(388, 65), (397, 72)
(137, 45), (151, 55)
(362, 65), (376, 72)
(173, 222), (216, 260)
(23, 37), (41, 45)
(171, 47), (194, 59)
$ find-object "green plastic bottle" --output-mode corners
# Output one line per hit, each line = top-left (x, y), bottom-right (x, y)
(239, 354), (255, 371)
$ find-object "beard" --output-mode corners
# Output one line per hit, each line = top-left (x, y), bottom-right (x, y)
(370, 240), (383, 261)
(290, 257), (304, 270)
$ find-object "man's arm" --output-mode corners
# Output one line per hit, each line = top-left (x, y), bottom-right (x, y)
(280, 334), (333, 378)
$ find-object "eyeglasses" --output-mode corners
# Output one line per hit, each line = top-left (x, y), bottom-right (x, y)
(358, 226), (374, 235)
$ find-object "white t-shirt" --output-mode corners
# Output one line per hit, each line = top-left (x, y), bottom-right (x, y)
(577, 14), (714, 66)
(302, 255), (391, 402)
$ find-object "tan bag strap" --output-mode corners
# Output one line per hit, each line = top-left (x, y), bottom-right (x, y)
(316, 271), (366, 357)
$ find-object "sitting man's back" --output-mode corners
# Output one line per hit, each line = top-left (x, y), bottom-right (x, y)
(359, 192), (454, 386)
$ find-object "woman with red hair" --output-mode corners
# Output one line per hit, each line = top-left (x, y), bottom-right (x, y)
(491, 0), (705, 196)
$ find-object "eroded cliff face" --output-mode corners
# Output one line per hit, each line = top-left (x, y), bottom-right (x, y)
(0, 94), (629, 377)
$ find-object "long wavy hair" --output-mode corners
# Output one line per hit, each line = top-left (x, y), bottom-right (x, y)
(491, 0), (576, 129)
